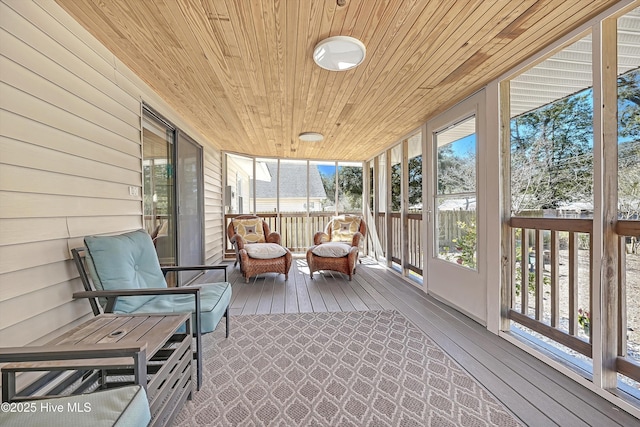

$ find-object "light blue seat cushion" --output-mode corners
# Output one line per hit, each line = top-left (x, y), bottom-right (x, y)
(133, 281), (232, 334)
(0, 385), (150, 427)
(84, 229), (168, 313)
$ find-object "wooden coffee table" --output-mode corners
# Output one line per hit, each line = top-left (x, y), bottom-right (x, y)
(1, 313), (192, 427)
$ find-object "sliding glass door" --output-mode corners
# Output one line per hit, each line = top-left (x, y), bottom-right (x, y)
(177, 132), (204, 284)
(143, 110), (176, 267)
(143, 106), (204, 285)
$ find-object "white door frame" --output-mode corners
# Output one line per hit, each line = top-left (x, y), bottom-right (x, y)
(424, 90), (488, 324)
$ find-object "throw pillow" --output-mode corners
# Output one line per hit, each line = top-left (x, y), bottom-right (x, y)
(330, 215), (361, 242)
(232, 218), (266, 243)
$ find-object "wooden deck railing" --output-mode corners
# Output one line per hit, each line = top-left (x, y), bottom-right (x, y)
(376, 212), (423, 275)
(616, 220), (640, 383)
(508, 217), (594, 358)
(508, 218), (639, 383)
(225, 212), (356, 254)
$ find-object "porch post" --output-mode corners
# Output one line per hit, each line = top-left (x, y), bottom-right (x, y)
(401, 138), (409, 276)
(363, 160), (371, 256)
(594, 17), (619, 390)
(385, 150), (393, 267)
(499, 80), (513, 332)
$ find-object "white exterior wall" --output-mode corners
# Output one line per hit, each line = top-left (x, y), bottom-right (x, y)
(0, 0), (224, 347)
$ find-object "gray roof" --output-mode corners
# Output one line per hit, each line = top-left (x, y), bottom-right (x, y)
(254, 162), (327, 198)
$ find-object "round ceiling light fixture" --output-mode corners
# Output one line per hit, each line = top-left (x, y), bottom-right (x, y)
(313, 36), (366, 71)
(299, 132), (324, 142)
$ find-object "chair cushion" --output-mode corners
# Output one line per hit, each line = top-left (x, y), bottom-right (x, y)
(232, 218), (266, 243)
(133, 281), (232, 334)
(244, 242), (288, 259)
(311, 242), (351, 257)
(0, 385), (150, 427)
(84, 229), (167, 313)
(330, 216), (361, 242)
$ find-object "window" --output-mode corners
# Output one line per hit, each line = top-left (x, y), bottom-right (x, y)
(434, 116), (477, 269)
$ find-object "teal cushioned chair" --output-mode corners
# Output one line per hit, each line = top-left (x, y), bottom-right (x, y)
(0, 385), (150, 427)
(72, 229), (232, 390)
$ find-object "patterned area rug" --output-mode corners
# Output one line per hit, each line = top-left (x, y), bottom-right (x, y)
(174, 310), (523, 427)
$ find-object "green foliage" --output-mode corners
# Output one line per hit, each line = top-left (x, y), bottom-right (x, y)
(578, 308), (590, 332)
(618, 68), (640, 140)
(510, 68), (640, 215)
(339, 166), (363, 210)
(511, 92), (593, 212)
(319, 166), (363, 211)
(452, 221), (476, 268)
(379, 156), (424, 212)
(437, 146), (475, 195)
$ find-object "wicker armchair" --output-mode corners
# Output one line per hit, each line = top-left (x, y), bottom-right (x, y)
(306, 215), (366, 281)
(227, 215), (292, 283)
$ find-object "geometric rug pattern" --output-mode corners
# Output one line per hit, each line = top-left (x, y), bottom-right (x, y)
(174, 310), (524, 427)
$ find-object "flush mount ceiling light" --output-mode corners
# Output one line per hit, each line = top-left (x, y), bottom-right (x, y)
(313, 36), (366, 71)
(299, 132), (324, 142)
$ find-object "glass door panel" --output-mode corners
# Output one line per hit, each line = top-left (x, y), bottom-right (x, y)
(434, 116), (477, 269)
(176, 132), (204, 284)
(143, 111), (176, 268)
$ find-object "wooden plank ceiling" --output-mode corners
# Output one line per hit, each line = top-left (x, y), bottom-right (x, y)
(54, 0), (620, 161)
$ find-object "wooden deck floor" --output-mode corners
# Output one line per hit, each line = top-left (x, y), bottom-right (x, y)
(197, 256), (639, 427)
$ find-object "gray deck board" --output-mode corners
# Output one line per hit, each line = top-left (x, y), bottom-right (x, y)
(197, 257), (639, 427)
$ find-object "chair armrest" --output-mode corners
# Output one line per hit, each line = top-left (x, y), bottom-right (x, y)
(0, 343), (148, 363)
(161, 265), (227, 281)
(73, 287), (200, 299)
(230, 234), (245, 250)
(351, 231), (363, 247)
(73, 287), (201, 313)
(313, 232), (329, 245)
(266, 232), (281, 244)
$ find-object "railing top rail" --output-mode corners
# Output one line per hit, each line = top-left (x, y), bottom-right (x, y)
(509, 217), (592, 233)
(225, 212), (340, 219)
(616, 220), (640, 236)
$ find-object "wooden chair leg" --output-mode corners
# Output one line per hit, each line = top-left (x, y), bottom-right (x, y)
(225, 306), (230, 338)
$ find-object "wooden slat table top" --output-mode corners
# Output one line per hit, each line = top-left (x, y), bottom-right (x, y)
(2, 313), (190, 371)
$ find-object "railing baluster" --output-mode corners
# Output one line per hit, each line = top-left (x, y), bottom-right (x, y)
(619, 236), (626, 357)
(521, 228), (528, 315)
(535, 229), (543, 321)
(589, 232), (593, 343)
(551, 230), (559, 328)
(569, 231), (578, 336)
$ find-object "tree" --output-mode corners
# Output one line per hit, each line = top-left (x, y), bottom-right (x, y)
(378, 156), (424, 212)
(618, 68), (640, 139)
(319, 166), (363, 211)
(510, 92), (593, 213)
(408, 156), (422, 209)
(338, 166), (363, 211)
(510, 68), (640, 216)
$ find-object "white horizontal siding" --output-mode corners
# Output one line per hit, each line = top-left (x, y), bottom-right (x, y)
(0, 0), (139, 347)
(204, 146), (224, 265)
(0, 0), (224, 349)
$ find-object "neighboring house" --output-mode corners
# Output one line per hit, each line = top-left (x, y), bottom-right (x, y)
(254, 162), (327, 212)
(225, 159), (328, 214)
